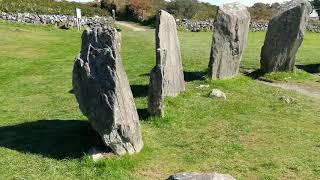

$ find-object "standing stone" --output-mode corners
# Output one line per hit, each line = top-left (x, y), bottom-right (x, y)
(260, 0), (312, 72)
(148, 10), (185, 116)
(72, 28), (143, 155)
(208, 2), (251, 80)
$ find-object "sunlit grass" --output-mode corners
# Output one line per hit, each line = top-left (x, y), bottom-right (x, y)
(0, 21), (319, 179)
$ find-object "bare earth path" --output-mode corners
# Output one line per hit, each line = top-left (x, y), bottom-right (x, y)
(258, 80), (320, 99)
(115, 21), (147, 32)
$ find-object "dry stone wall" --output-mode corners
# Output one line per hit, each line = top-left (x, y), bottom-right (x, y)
(0, 12), (114, 28)
(176, 18), (320, 33)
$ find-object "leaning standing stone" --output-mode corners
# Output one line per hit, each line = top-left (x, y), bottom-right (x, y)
(260, 0), (312, 72)
(208, 2), (251, 80)
(72, 28), (143, 155)
(148, 10), (185, 116)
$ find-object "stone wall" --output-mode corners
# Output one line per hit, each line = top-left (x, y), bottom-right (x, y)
(0, 12), (114, 29)
(176, 19), (214, 32)
(176, 19), (320, 33)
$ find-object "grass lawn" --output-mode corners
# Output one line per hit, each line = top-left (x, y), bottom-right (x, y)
(0, 20), (320, 179)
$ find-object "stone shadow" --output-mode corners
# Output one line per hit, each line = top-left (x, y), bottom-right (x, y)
(0, 119), (107, 160)
(130, 85), (149, 98)
(296, 64), (320, 74)
(184, 71), (207, 82)
(137, 108), (150, 121)
(243, 69), (267, 80)
(68, 89), (74, 94)
(139, 73), (150, 77)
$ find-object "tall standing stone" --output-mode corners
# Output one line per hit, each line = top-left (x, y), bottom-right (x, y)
(260, 0), (312, 72)
(148, 10), (185, 116)
(208, 2), (251, 80)
(72, 28), (143, 155)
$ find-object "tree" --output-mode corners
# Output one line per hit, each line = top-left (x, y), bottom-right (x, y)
(166, 0), (199, 19)
(127, 0), (152, 20)
(311, 0), (320, 20)
(100, 0), (127, 15)
(248, 3), (274, 21)
(194, 2), (218, 20)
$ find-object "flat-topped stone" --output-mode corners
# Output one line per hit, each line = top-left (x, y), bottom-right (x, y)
(208, 2), (251, 80)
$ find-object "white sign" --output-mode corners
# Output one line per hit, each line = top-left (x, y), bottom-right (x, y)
(76, 8), (82, 19)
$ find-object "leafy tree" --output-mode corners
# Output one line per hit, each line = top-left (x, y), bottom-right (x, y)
(100, 0), (127, 14)
(127, 0), (152, 20)
(248, 3), (274, 21)
(194, 2), (218, 20)
(166, 0), (199, 19)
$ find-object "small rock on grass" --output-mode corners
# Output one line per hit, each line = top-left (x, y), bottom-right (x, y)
(88, 146), (106, 161)
(280, 96), (295, 104)
(167, 172), (235, 180)
(209, 89), (227, 100)
(197, 84), (210, 89)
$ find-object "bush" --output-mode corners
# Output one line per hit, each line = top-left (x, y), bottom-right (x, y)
(100, 0), (127, 15)
(248, 3), (276, 21)
(0, 0), (108, 17)
(166, 0), (199, 19)
(194, 2), (217, 20)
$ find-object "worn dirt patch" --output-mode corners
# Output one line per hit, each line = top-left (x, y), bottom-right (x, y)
(115, 21), (148, 32)
(258, 80), (320, 99)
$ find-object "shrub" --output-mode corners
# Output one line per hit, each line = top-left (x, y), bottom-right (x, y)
(248, 3), (276, 21)
(166, 0), (199, 19)
(0, 0), (108, 17)
(194, 2), (218, 20)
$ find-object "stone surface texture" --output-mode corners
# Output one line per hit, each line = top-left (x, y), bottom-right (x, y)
(167, 172), (236, 180)
(208, 2), (251, 79)
(72, 28), (143, 155)
(260, 0), (312, 72)
(148, 10), (185, 116)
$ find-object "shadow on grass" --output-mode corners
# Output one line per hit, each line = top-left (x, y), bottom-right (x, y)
(244, 69), (267, 80)
(137, 108), (150, 121)
(0, 119), (106, 160)
(296, 64), (320, 74)
(184, 71), (207, 82)
(139, 73), (150, 77)
(68, 89), (74, 94)
(130, 85), (148, 97)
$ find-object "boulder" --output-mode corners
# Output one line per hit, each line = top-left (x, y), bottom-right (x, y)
(167, 172), (235, 180)
(209, 89), (227, 100)
(148, 10), (185, 116)
(208, 2), (251, 80)
(260, 0), (312, 72)
(72, 28), (143, 155)
(280, 95), (295, 104)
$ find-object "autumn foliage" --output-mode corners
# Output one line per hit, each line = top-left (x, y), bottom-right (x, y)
(127, 0), (155, 20)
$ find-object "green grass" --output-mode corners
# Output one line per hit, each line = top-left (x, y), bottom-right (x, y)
(0, 20), (320, 179)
